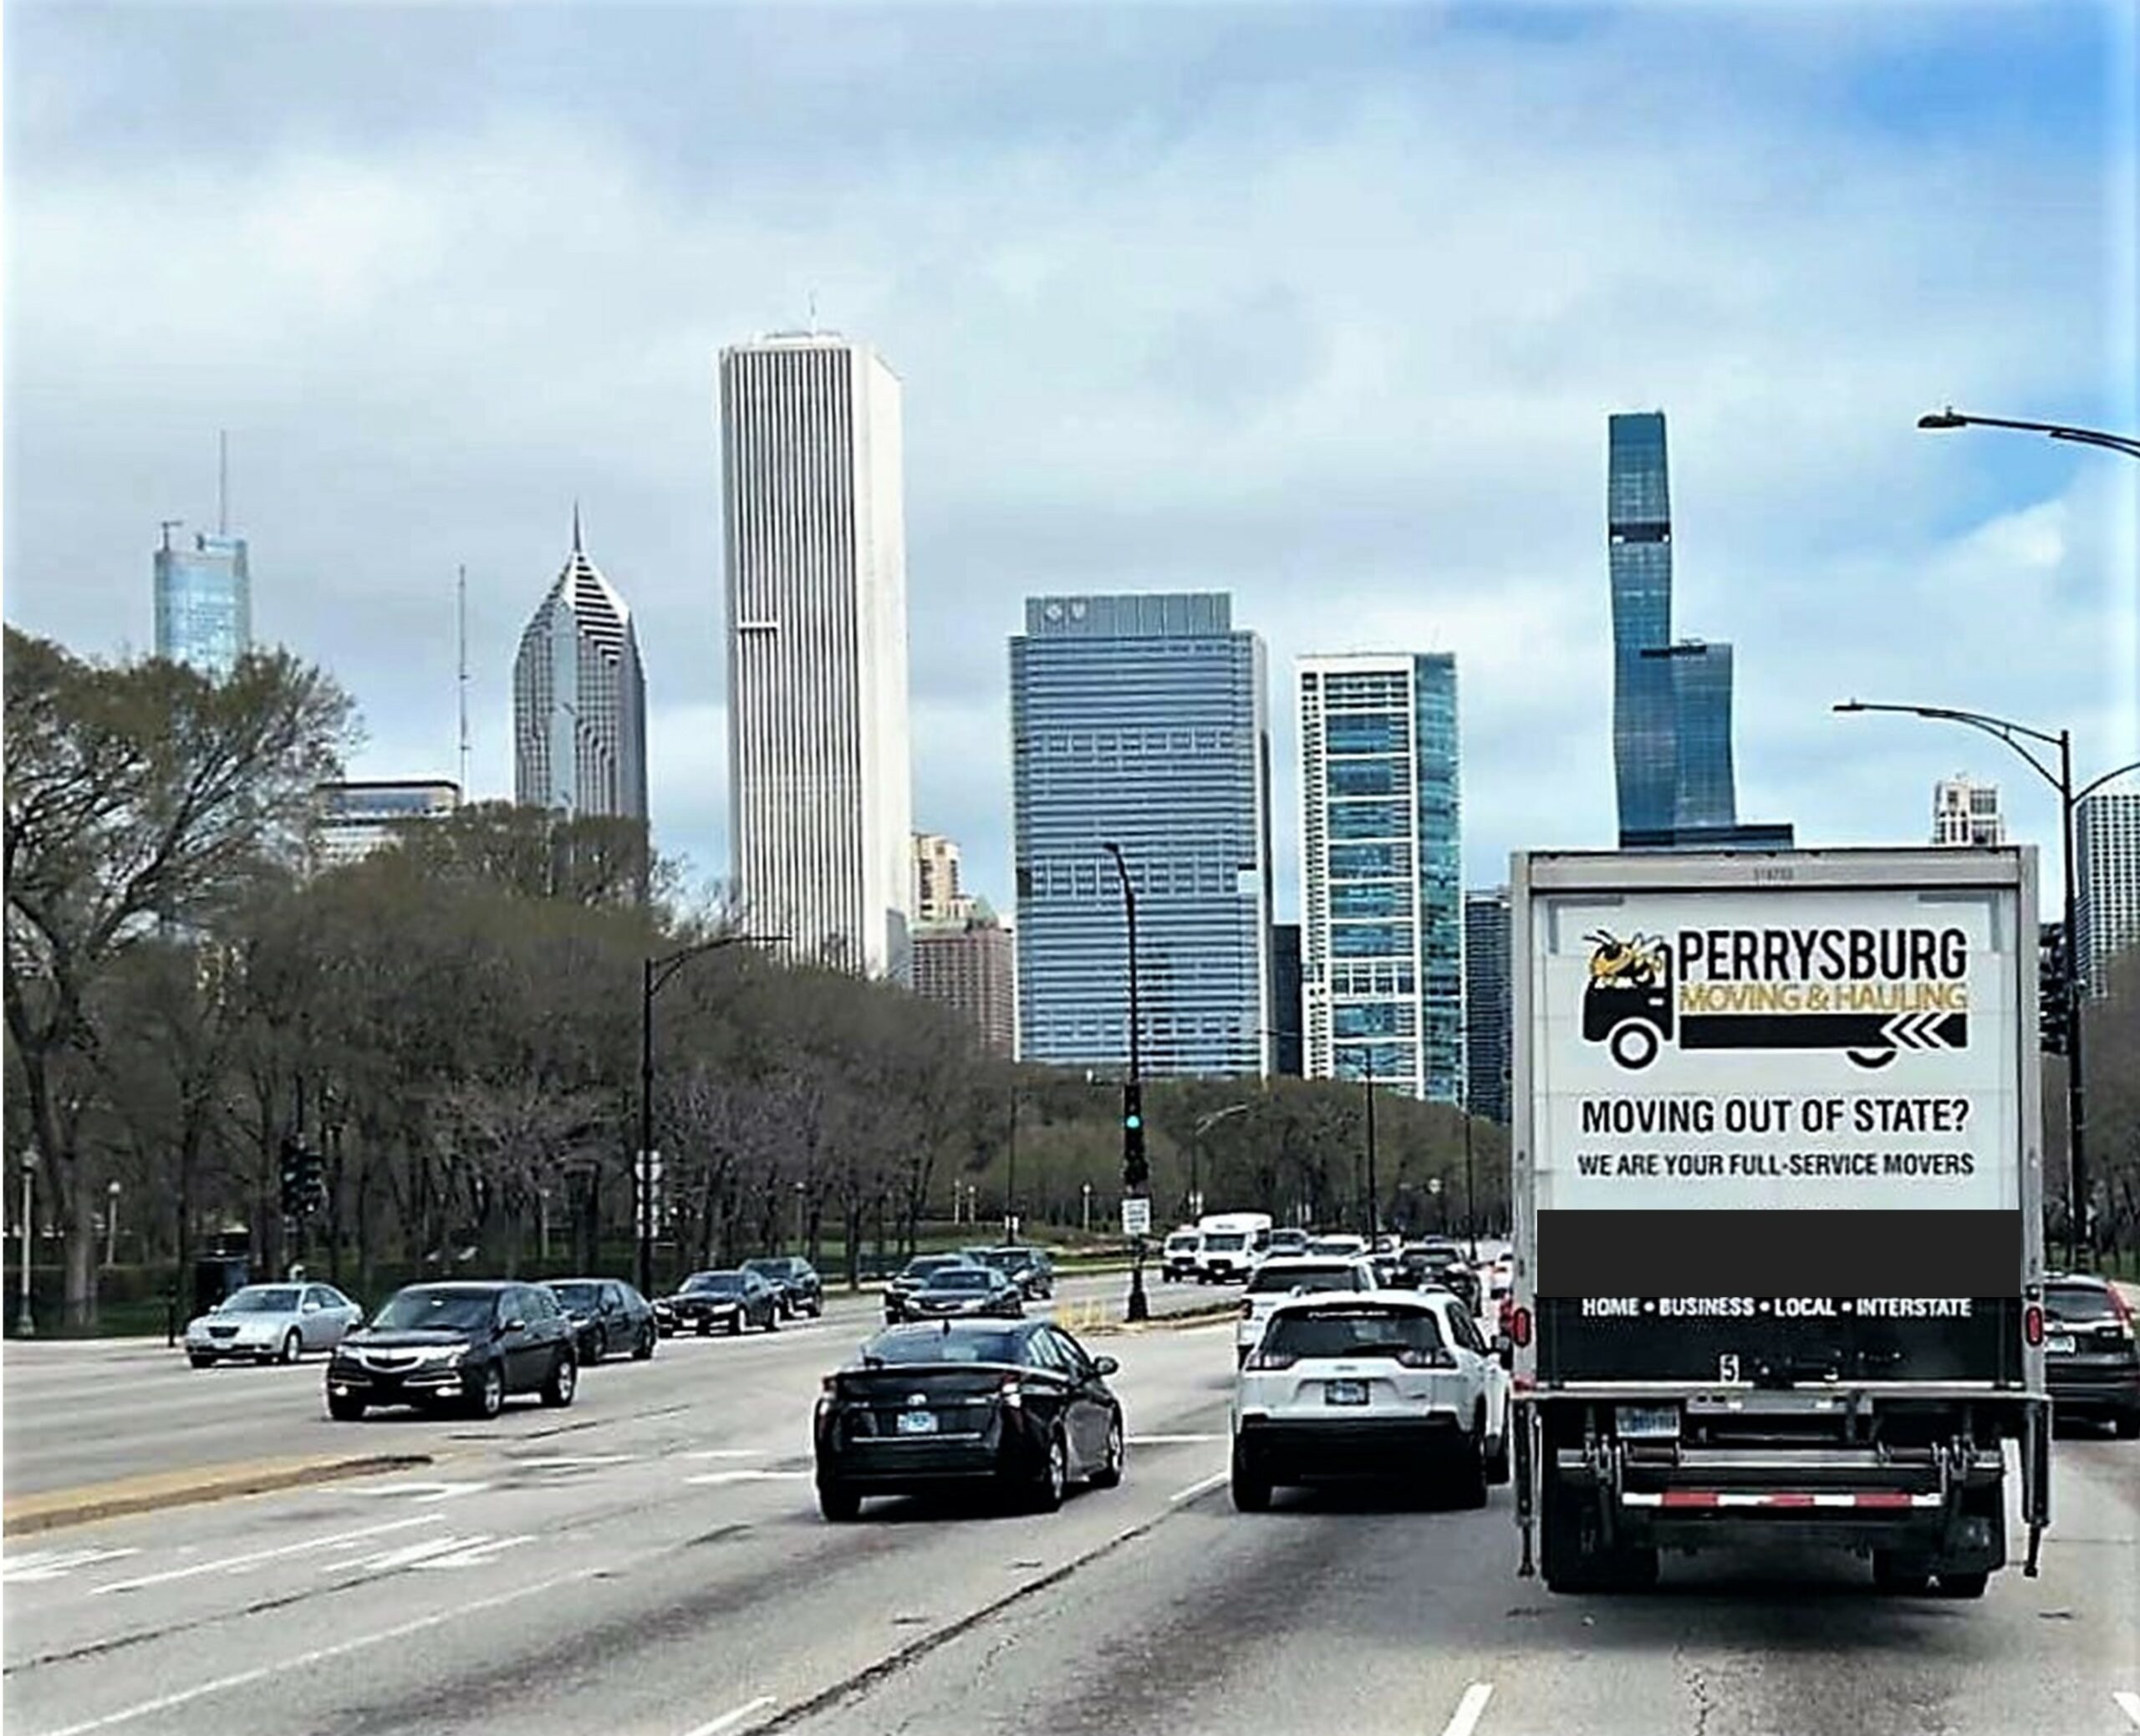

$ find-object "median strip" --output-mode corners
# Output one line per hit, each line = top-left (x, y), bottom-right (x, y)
(3, 1452), (434, 1537)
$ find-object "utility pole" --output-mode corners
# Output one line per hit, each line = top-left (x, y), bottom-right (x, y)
(1363, 1051), (1380, 1244)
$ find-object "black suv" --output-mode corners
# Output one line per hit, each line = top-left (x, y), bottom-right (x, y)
(743, 1256), (825, 1319)
(965, 1245), (1056, 1301)
(546, 1277), (657, 1363)
(327, 1281), (577, 1421)
(2044, 1273), (2140, 1437)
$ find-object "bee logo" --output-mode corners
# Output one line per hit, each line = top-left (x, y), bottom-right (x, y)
(1582, 931), (1675, 1068)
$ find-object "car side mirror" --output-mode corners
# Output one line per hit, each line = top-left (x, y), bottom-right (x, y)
(1092, 1355), (1118, 1377)
(500, 1318), (526, 1336)
(301, 1301), (322, 1313)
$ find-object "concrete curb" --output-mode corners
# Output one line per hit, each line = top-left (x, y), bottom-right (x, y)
(1079, 1304), (1240, 1339)
(3, 1451), (433, 1536)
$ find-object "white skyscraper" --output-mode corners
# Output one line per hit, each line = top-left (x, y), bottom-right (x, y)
(2075, 776), (2140, 996)
(1931, 773), (2005, 847)
(720, 333), (913, 980)
(512, 513), (648, 822)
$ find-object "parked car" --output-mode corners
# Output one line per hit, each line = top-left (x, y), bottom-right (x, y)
(884, 1254), (984, 1322)
(185, 1282), (364, 1367)
(964, 1245), (1055, 1301)
(742, 1256), (825, 1319)
(813, 1318), (1124, 1519)
(664, 1270), (781, 1336)
(1162, 1229), (1205, 1281)
(1230, 1288), (1510, 1510)
(545, 1277), (657, 1363)
(326, 1280), (576, 1420)
(907, 1265), (1025, 1320)
(2043, 1272), (2140, 1437)
(1234, 1257), (1378, 1367)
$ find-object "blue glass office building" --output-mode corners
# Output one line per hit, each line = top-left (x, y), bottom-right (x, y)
(1298, 654), (1463, 1102)
(154, 529), (251, 676)
(1011, 594), (1271, 1077)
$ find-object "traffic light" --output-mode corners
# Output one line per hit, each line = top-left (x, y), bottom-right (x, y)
(278, 1133), (305, 1218)
(298, 1144), (326, 1219)
(1121, 1082), (1149, 1191)
(2039, 922), (2072, 1056)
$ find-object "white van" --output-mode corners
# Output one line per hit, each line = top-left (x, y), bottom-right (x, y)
(1161, 1229), (1204, 1281)
(1195, 1213), (1274, 1283)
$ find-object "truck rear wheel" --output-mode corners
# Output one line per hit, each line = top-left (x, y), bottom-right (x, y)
(1872, 1551), (1932, 1594)
(1541, 1480), (1654, 1592)
(1935, 1570), (1989, 1599)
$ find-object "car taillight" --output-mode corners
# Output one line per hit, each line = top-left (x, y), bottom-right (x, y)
(1245, 1350), (1296, 1371)
(1509, 1306), (1533, 1349)
(2023, 1304), (2045, 1348)
(1394, 1347), (1457, 1370)
(821, 1375), (839, 1396)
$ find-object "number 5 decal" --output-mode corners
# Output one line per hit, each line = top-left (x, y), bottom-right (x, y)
(1718, 1353), (1740, 1383)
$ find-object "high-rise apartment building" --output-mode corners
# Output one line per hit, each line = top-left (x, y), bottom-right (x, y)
(311, 780), (462, 870)
(2075, 777), (2140, 995)
(913, 833), (966, 926)
(154, 523), (252, 677)
(912, 908), (1017, 1057)
(1298, 653), (1463, 1102)
(512, 513), (648, 822)
(1608, 412), (1791, 852)
(721, 333), (912, 981)
(1270, 923), (1304, 1077)
(1011, 594), (1271, 1076)
(1932, 774), (2006, 847)
(1462, 887), (1512, 1124)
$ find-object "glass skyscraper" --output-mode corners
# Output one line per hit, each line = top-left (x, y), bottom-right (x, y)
(1011, 593), (1271, 1077)
(1462, 886), (1511, 1124)
(153, 528), (251, 676)
(512, 513), (648, 824)
(1298, 653), (1463, 1102)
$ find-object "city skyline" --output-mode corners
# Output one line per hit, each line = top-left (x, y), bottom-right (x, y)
(9, 5), (2132, 923)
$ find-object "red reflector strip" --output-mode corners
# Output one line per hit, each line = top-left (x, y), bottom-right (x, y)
(1621, 1491), (1942, 1509)
(1659, 1490), (1719, 1508)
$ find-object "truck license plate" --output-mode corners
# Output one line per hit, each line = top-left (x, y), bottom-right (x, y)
(1324, 1380), (1368, 1406)
(2046, 1334), (2076, 1355)
(1616, 1405), (1680, 1440)
(895, 1410), (939, 1435)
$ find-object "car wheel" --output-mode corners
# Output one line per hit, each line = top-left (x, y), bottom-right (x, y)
(1485, 1408), (1512, 1487)
(632, 1324), (655, 1360)
(328, 1392), (367, 1421)
(818, 1480), (861, 1522)
(1089, 1414), (1125, 1489)
(188, 1352), (216, 1369)
(764, 1306), (779, 1333)
(1935, 1570), (1989, 1600)
(2114, 1409), (2140, 1440)
(588, 1328), (608, 1366)
(1229, 1442), (1271, 1513)
(541, 1352), (578, 1408)
(726, 1313), (741, 1336)
(467, 1362), (505, 1419)
(1027, 1428), (1068, 1513)
(278, 1329), (303, 1365)
(1452, 1409), (1490, 1509)
(698, 1318), (713, 1336)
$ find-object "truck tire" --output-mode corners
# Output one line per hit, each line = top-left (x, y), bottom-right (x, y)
(1935, 1570), (1989, 1600)
(2113, 1409), (2140, 1440)
(1872, 1551), (1932, 1595)
(1541, 1480), (1654, 1592)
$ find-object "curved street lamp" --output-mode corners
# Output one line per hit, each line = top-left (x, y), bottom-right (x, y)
(1918, 408), (2140, 461)
(1101, 841), (1150, 1322)
(1835, 700), (2140, 1265)
(1190, 1102), (1254, 1222)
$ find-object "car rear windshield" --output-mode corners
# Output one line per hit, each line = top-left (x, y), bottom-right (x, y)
(1247, 1264), (1357, 1296)
(685, 1274), (741, 1295)
(221, 1287), (300, 1313)
(902, 1257), (964, 1279)
(864, 1327), (1021, 1365)
(925, 1270), (994, 1291)
(741, 1260), (788, 1277)
(1307, 1240), (1363, 1256)
(549, 1282), (601, 1308)
(1263, 1308), (1444, 1361)
(373, 1291), (497, 1331)
(1205, 1233), (1247, 1250)
(2045, 1282), (2116, 1322)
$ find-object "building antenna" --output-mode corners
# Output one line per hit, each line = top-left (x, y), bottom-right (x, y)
(456, 563), (471, 796)
(808, 289), (818, 333)
(159, 518), (183, 552)
(217, 430), (229, 537)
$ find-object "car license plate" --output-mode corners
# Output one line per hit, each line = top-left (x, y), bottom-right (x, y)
(895, 1410), (938, 1435)
(2046, 1334), (2076, 1355)
(1324, 1380), (1368, 1406)
(1616, 1405), (1680, 1440)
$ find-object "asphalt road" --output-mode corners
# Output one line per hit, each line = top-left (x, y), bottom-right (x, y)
(4, 1303), (2137, 1736)
(0, 1269), (1205, 1496)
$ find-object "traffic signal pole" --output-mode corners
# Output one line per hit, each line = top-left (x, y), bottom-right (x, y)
(1104, 842), (1150, 1324)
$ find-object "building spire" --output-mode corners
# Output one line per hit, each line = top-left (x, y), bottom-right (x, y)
(571, 499), (583, 556)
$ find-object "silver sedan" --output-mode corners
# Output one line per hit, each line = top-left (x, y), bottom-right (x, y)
(185, 1282), (365, 1367)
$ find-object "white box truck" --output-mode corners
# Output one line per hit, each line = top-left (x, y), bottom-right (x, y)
(1506, 848), (2051, 1596)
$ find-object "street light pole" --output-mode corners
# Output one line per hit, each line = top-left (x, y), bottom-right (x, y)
(639, 932), (784, 1298)
(16, 1153), (35, 1338)
(1363, 1051), (1380, 1245)
(1918, 407), (2140, 461)
(1190, 1102), (1252, 1224)
(105, 1181), (121, 1270)
(1005, 1087), (1018, 1245)
(1103, 841), (1150, 1323)
(1835, 701), (2140, 1267)
(1462, 1092), (1479, 1262)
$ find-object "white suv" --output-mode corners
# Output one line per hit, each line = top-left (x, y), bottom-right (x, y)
(1234, 1257), (1378, 1367)
(1230, 1289), (1510, 1511)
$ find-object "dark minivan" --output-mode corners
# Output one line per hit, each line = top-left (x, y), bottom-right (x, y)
(327, 1280), (578, 1421)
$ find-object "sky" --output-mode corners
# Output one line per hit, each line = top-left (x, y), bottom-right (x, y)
(6, 0), (2137, 924)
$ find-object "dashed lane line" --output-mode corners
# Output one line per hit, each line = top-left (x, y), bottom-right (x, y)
(1167, 1471), (1229, 1504)
(1439, 1683), (1494, 1736)
(2112, 1690), (2140, 1730)
(685, 1471), (812, 1488)
(677, 1693), (777, 1736)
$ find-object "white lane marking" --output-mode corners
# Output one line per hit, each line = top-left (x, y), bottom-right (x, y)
(679, 1448), (770, 1460)
(324, 1533), (533, 1574)
(515, 1454), (634, 1469)
(348, 1479), (492, 1504)
(1129, 1433), (1225, 1446)
(1, 1547), (141, 1584)
(1440, 1683), (1494, 1736)
(677, 1693), (777, 1736)
(2112, 1691), (2140, 1730)
(1168, 1471), (1229, 1504)
(29, 1567), (601, 1736)
(684, 1470), (811, 1487)
(91, 1516), (441, 1596)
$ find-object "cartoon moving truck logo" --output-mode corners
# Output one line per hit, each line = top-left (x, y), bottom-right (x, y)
(1580, 928), (1969, 1072)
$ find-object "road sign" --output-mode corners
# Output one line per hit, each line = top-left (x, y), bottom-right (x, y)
(1120, 1197), (1152, 1237)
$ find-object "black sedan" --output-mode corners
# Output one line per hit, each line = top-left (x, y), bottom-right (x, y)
(663, 1270), (781, 1336)
(2045, 1273), (2140, 1437)
(1397, 1245), (1482, 1314)
(813, 1318), (1125, 1519)
(743, 1256), (825, 1319)
(326, 1280), (577, 1421)
(906, 1265), (1025, 1321)
(546, 1277), (657, 1363)
(884, 1254), (983, 1322)
(964, 1245), (1056, 1301)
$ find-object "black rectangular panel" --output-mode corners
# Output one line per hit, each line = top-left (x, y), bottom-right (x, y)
(1536, 1209), (2021, 1296)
